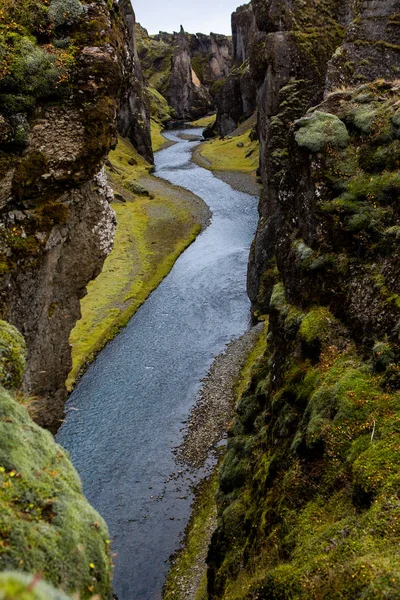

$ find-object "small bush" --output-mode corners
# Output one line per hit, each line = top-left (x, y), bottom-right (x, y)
(48, 0), (85, 28)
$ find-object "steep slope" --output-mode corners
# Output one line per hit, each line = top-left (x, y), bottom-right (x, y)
(207, 0), (400, 598)
(0, 0), (151, 431)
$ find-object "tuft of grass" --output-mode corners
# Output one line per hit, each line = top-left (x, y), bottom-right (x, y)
(67, 137), (204, 389)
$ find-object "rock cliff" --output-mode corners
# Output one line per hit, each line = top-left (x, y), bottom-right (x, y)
(207, 0), (400, 597)
(215, 3), (258, 136)
(0, 0), (151, 432)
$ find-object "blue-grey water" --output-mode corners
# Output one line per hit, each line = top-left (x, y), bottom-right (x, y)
(56, 129), (258, 600)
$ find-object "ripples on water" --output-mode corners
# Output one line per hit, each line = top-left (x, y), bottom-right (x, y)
(56, 129), (259, 600)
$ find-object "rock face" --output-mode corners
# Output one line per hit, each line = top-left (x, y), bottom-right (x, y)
(0, 321), (113, 599)
(207, 1), (400, 598)
(0, 0), (150, 431)
(117, 0), (153, 163)
(137, 26), (231, 120)
(215, 4), (258, 136)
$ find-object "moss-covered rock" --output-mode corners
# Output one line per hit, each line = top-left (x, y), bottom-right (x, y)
(0, 321), (113, 598)
(0, 321), (26, 391)
(0, 571), (72, 600)
(295, 111), (349, 153)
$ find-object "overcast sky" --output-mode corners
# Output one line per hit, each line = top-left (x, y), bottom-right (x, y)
(133, 0), (243, 35)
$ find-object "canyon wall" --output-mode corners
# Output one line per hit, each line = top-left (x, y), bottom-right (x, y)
(215, 3), (258, 136)
(137, 25), (231, 120)
(0, 0), (151, 432)
(208, 0), (400, 597)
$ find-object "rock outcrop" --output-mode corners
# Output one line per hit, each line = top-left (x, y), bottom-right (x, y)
(0, 321), (113, 598)
(207, 0), (400, 598)
(215, 4), (258, 136)
(0, 0), (151, 431)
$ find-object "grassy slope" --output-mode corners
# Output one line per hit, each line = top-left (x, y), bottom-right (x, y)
(190, 114), (217, 128)
(0, 323), (112, 600)
(67, 136), (203, 389)
(194, 129), (259, 173)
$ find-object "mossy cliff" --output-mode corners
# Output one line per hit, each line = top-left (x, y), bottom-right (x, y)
(206, 0), (400, 598)
(0, 321), (113, 599)
(0, 0), (152, 431)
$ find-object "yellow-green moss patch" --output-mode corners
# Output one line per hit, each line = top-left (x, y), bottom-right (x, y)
(194, 129), (259, 173)
(190, 114), (217, 128)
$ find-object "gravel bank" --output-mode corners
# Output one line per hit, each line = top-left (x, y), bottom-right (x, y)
(165, 323), (264, 600)
(176, 323), (264, 470)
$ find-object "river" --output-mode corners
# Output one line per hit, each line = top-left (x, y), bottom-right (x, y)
(56, 129), (258, 600)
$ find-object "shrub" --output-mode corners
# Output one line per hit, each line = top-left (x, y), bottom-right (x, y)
(48, 0), (85, 28)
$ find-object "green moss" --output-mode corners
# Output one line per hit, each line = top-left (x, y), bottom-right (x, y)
(270, 282), (289, 316)
(0, 321), (26, 391)
(0, 325), (112, 597)
(0, 571), (72, 600)
(299, 306), (337, 344)
(295, 111), (349, 153)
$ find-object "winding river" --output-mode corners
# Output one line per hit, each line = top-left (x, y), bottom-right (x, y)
(56, 129), (258, 600)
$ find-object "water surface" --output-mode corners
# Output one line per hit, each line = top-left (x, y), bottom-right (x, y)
(57, 129), (258, 599)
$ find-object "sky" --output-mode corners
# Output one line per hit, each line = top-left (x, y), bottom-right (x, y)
(133, 0), (243, 36)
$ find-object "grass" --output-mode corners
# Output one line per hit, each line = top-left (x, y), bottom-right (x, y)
(190, 114), (216, 128)
(151, 119), (170, 153)
(67, 136), (203, 389)
(195, 129), (259, 173)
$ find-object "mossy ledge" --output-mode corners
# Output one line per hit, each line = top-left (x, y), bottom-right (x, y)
(0, 321), (113, 599)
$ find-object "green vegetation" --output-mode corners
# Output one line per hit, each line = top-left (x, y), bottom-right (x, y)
(0, 571), (72, 600)
(295, 111), (350, 152)
(163, 324), (268, 600)
(213, 295), (400, 599)
(0, 323), (112, 599)
(164, 472), (219, 600)
(67, 136), (204, 388)
(195, 129), (259, 173)
(0, 321), (26, 391)
(190, 114), (216, 128)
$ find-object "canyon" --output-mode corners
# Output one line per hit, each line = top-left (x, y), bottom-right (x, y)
(1, 0), (400, 599)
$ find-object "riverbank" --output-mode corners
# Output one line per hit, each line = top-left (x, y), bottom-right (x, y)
(164, 322), (267, 600)
(67, 136), (211, 389)
(191, 117), (260, 196)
